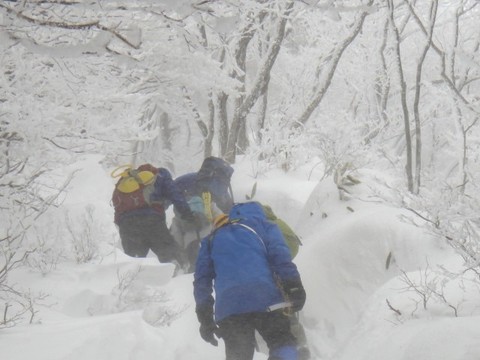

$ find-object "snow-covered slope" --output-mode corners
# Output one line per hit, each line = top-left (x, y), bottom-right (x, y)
(1, 157), (479, 360)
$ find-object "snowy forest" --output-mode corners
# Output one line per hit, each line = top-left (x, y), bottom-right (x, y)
(1, 0), (480, 359)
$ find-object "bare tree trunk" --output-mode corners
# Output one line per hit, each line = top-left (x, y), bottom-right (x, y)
(159, 112), (175, 172)
(406, 0), (480, 194)
(388, 0), (414, 192)
(215, 20), (258, 158)
(132, 106), (176, 171)
(217, 92), (229, 156)
(198, 22), (214, 159)
(448, 5), (478, 194)
(293, 0), (373, 129)
(132, 103), (156, 166)
(256, 29), (270, 145)
(225, 1), (294, 163)
(378, 19), (390, 125)
(457, 33), (480, 193)
(237, 119), (249, 153)
(257, 85), (269, 144)
(406, 0), (480, 115)
(367, 19), (390, 145)
(181, 24), (209, 152)
(182, 86), (208, 139)
(204, 95), (215, 158)
(222, 11), (269, 160)
(231, 29), (255, 155)
(411, 1), (438, 194)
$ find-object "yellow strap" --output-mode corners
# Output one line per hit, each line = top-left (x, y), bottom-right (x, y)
(111, 164), (133, 178)
(202, 192), (213, 222)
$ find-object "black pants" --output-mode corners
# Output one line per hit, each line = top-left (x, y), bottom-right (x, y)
(118, 214), (184, 265)
(185, 239), (201, 273)
(218, 311), (297, 360)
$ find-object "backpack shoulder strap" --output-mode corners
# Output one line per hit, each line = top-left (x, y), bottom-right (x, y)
(228, 183), (235, 204)
(206, 220), (267, 254)
(202, 191), (213, 222)
(231, 222), (267, 253)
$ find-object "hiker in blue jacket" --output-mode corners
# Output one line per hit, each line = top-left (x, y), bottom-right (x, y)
(172, 156), (235, 272)
(174, 156), (234, 214)
(193, 202), (306, 360)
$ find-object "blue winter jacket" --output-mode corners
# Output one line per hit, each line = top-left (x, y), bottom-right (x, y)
(193, 202), (301, 322)
(151, 168), (192, 217)
(175, 172), (233, 213)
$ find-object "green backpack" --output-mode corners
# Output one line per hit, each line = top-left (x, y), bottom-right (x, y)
(261, 204), (302, 259)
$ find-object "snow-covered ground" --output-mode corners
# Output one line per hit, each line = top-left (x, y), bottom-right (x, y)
(2, 155), (480, 360)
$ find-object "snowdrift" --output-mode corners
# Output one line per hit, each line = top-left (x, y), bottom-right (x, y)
(1, 158), (479, 360)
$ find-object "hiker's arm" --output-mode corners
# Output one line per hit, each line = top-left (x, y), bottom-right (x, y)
(157, 169), (193, 219)
(193, 239), (215, 307)
(194, 239), (218, 346)
(264, 222), (306, 311)
(211, 183), (234, 213)
(264, 222), (300, 281)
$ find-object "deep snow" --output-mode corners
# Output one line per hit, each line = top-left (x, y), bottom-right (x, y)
(2, 155), (480, 360)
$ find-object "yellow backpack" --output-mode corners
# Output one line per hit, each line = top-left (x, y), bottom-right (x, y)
(111, 165), (156, 193)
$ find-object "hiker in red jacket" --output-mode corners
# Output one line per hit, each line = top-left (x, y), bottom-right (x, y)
(112, 164), (197, 270)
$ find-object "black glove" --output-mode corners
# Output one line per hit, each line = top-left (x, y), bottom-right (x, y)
(196, 305), (219, 346)
(282, 279), (306, 312)
(200, 322), (219, 346)
(183, 211), (205, 230)
(182, 210), (196, 223)
(192, 212), (206, 229)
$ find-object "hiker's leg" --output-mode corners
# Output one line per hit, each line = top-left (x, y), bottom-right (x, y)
(118, 217), (149, 257)
(146, 216), (186, 266)
(255, 311), (297, 360)
(218, 313), (256, 360)
(170, 216), (186, 249)
(185, 239), (200, 273)
(290, 313), (310, 359)
(182, 222), (210, 272)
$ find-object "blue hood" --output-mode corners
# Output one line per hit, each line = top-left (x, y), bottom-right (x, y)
(228, 201), (266, 221)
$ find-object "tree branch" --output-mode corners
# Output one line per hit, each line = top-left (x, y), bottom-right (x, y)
(293, 0), (374, 128)
(386, 298), (402, 316)
(0, 2), (140, 49)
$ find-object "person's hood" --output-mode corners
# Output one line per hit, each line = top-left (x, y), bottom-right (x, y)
(228, 201), (266, 221)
